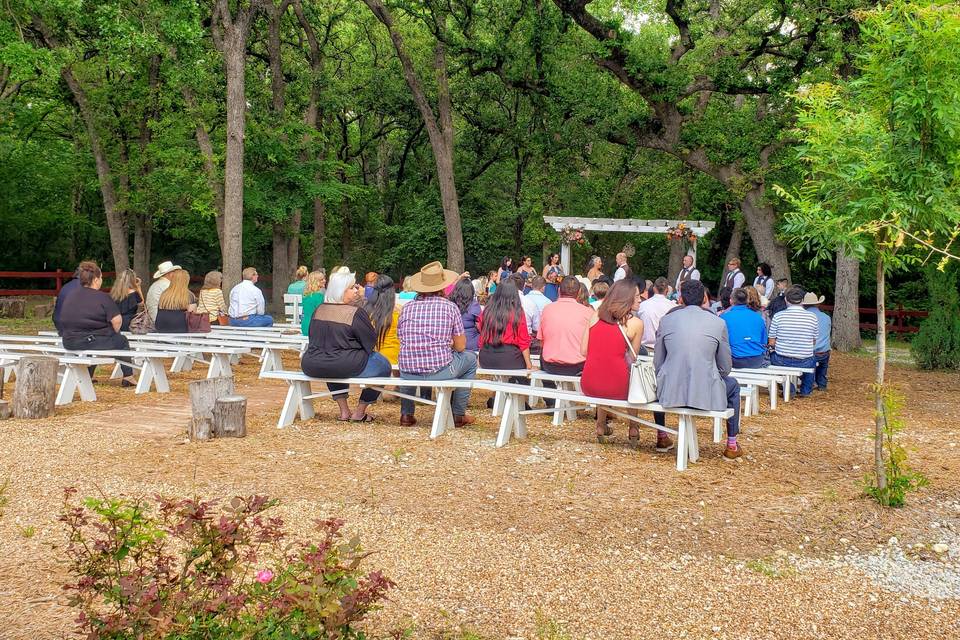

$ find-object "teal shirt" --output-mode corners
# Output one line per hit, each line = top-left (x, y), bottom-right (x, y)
(300, 291), (325, 335)
(287, 280), (306, 295)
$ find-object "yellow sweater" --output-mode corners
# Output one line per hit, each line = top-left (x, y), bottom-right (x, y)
(378, 308), (401, 365)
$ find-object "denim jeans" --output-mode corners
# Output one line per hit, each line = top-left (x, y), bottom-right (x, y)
(732, 353), (769, 369)
(722, 376), (741, 437)
(399, 350), (477, 417)
(771, 352), (816, 396)
(326, 352), (392, 403)
(230, 314), (274, 327)
(814, 351), (830, 390)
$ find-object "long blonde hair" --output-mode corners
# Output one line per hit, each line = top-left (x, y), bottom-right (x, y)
(159, 269), (192, 310)
(110, 269), (138, 302)
(304, 270), (326, 297)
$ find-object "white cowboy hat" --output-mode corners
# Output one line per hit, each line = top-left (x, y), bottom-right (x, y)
(153, 261), (182, 279)
(801, 292), (825, 305)
(405, 261), (460, 294)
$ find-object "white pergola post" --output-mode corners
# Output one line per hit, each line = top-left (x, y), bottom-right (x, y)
(560, 242), (571, 275)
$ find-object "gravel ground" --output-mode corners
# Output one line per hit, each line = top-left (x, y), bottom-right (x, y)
(0, 352), (958, 639)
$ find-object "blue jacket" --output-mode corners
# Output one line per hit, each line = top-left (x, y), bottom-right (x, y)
(722, 304), (768, 358)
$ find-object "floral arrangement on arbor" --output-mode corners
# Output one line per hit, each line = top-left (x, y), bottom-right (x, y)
(560, 224), (587, 246)
(622, 243), (636, 258)
(666, 223), (697, 244)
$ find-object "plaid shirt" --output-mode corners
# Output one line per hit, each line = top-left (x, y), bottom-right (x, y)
(397, 295), (464, 374)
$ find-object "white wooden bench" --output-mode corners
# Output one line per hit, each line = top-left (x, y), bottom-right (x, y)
(0, 351), (114, 405)
(283, 293), (303, 324)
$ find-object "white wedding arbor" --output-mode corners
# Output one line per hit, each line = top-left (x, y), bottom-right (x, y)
(543, 216), (716, 274)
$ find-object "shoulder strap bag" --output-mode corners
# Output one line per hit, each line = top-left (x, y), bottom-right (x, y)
(128, 283), (154, 334)
(618, 323), (658, 404)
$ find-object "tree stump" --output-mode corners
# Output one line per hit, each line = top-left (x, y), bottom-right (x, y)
(33, 302), (55, 319)
(12, 356), (57, 419)
(0, 400), (11, 420)
(188, 377), (234, 441)
(213, 395), (247, 438)
(0, 297), (26, 319)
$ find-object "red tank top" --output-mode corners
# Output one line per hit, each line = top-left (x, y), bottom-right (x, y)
(581, 320), (629, 400)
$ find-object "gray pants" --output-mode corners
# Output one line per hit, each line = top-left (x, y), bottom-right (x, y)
(399, 350), (477, 416)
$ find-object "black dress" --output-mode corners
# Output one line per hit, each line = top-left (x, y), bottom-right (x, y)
(116, 291), (142, 331)
(155, 293), (195, 333)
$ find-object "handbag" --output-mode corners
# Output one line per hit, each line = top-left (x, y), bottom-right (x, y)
(129, 304), (154, 334)
(217, 313), (230, 326)
(618, 324), (658, 404)
(186, 310), (211, 333)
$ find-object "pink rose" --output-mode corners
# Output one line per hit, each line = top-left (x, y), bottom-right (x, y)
(255, 569), (274, 584)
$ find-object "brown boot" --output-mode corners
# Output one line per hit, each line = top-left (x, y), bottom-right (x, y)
(655, 435), (675, 452)
(399, 414), (417, 426)
(454, 414), (476, 428)
(722, 445), (744, 461)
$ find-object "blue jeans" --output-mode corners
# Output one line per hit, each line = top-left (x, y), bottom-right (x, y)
(732, 353), (769, 369)
(814, 352), (830, 390)
(400, 350), (477, 417)
(327, 352), (392, 403)
(723, 376), (741, 437)
(771, 352), (816, 396)
(230, 314), (274, 327)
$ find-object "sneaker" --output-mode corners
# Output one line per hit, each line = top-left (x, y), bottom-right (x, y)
(399, 414), (417, 426)
(454, 414), (476, 428)
(722, 445), (744, 461)
(655, 436), (675, 452)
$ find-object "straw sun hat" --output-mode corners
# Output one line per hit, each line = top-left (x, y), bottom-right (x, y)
(153, 261), (182, 279)
(405, 261), (460, 293)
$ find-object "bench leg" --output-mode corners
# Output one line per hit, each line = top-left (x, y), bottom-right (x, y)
(208, 353), (233, 379)
(769, 381), (778, 410)
(429, 388), (453, 440)
(171, 354), (191, 373)
(298, 381), (315, 421)
(2, 366), (12, 383)
(491, 377), (506, 417)
(259, 348), (283, 377)
(75, 365), (97, 402)
(56, 365), (80, 406)
(676, 415), (688, 471)
(686, 416), (699, 464)
(512, 394), (527, 440)
(110, 362), (123, 380)
(278, 382), (302, 428)
(713, 415), (722, 444)
(495, 394), (516, 447)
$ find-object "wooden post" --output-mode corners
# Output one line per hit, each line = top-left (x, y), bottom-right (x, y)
(188, 377), (234, 441)
(12, 356), (57, 419)
(560, 241), (571, 275)
(213, 395), (247, 438)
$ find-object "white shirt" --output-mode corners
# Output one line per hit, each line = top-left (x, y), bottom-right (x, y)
(723, 269), (745, 290)
(674, 267), (701, 292)
(229, 279), (266, 317)
(637, 294), (677, 348)
(521, 289), (551, 334)
(145, 278), (170, 321)
(613, 265), (628, 282)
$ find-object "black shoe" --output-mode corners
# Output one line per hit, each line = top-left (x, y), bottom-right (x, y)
(486, 397), (495, 409)
(121, 379), (135, 388)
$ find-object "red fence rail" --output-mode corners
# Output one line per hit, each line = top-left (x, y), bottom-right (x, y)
(820, 303), (928, 334)
(0, 270), (273, 297)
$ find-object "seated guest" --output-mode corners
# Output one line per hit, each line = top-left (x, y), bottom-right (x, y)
(155, 269), (197, 333)
(637, 277), (676, 350)
(229, 267), (274, 327)
(54, 262), (86, 334)
(722, 288), (769, 369)
(366, 274), (399, 366)
(767, 278), (789, 318)
(299, 270), (327, 336)
(196, 271), (228, 323)
(753, 262), (775, 299)
(577, 282), (591, 307)
(748, 286), (765, 311)
(655, 279), (743, 460)
(449, 277), (482, 351)
(146, 261), (181, 322)
(803, 292), (832, 391)
(109, 268), (142, 332)
(301, 269), (391, 422)
(581, 279), (671, 451)
(538, 276), (595, 406)
(398, 276), (417, 303)
(59, 262), (134, 386)
(768, 285), (818, 397)
(520, 276), (551, 337)
(364, 271), (378, 300)
(478, 278), (532, 384)
(287, 266), (309, 295)
(397, 261), (477, 427)
(589, 277), (611, 309)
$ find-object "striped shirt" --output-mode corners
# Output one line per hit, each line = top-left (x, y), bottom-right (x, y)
(397, 295), (465, 374)
(769, 304), (818, 358)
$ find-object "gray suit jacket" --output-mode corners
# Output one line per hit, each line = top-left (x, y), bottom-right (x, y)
(653, 305), (732, 411)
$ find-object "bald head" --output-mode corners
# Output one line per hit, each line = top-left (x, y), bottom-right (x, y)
(616, 252), (627, 266)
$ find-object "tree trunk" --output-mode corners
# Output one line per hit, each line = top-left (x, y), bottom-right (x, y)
(182, 86), (226, 259)
(832, 247), (862, 351)
(724, 217), (745, 267)
(667, 241), (686, 285)
(287, 208), (301, 276)
(220, 25), (248, 298)
(740, 186), (790, 281)
(339, 198), (351, 261)
(272, 224), (290, 311)
(12, 356), (57, 419)
(313, 198), (326, 271)
(874, 253), (887, 492)
(188, 376), (235, 441)
(133, 213), (152, 284)
(213, 395), (247, 437)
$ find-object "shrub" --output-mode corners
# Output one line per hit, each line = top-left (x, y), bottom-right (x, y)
(864, 386), (928, 507)
(911, 263), (960, 370)
(59, 490), (393, 640)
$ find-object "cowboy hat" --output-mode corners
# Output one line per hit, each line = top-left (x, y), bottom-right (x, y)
(801, 292), (825, 305)
(405, 261), (460, 293)
(153, 261), (182, 279)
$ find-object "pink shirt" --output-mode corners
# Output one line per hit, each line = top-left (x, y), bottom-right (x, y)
(537, 297), (594, 365)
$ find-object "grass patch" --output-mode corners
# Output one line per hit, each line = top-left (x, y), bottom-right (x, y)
(0, 477), (8, 517)
(535, 611), (578, 640)
(745, 557), (795, 579)
(19, 525), (35, 539)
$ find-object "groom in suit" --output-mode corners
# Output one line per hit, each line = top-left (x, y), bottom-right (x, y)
(654, 279), (744, 460)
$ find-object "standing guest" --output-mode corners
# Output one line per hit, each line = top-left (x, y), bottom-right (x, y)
(155, 270), (197, 333)
(301, 269), (391, 422)
(520, 276), (551, 336)
(754, 263), (775, 299)
(397, 261), (477, 427)
(767, 278), (790, 318)
(542, 253), (564, 281)
(59, 262), (135, 386)
(299, 270), (327, 336)
(722, 288), (769, 368)
(637, 277), (676, 350)
(498, 257), (513, 283)
(719, 257), (746, 308)
(585, 256), (604, 282)
(478, 279), (533, 385)
(366, 274), (400, 365)
(398, 276), (417, 303)
(145, 261), (181, 322)
(538, 276), (595, 404)
(803, 292), (832, 391)
(543, 269), (561, 302)
(54, 262), (87, 334)
(768, 285), (818, 397)
(581, 280), (672, 451)
(449, 277), (482, 351)
(655, 279), (743, 460)
(287, 266), (309, 294)
(673, 254), (701, 293)
(109, 268), (142, 332)
(196, 271), (228, 323)
(487, 269), (500, 296)
(516, 256), (537, 291)
(590, 279), (610, 309)
(228, 267), (274, 327)
(613, 252), (631, 282)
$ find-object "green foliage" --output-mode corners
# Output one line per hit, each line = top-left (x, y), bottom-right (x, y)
(864, 386), (928, 507)
(911, 263), (960, 369)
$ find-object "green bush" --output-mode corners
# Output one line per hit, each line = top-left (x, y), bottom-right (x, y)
(911, 263), (960, 370)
